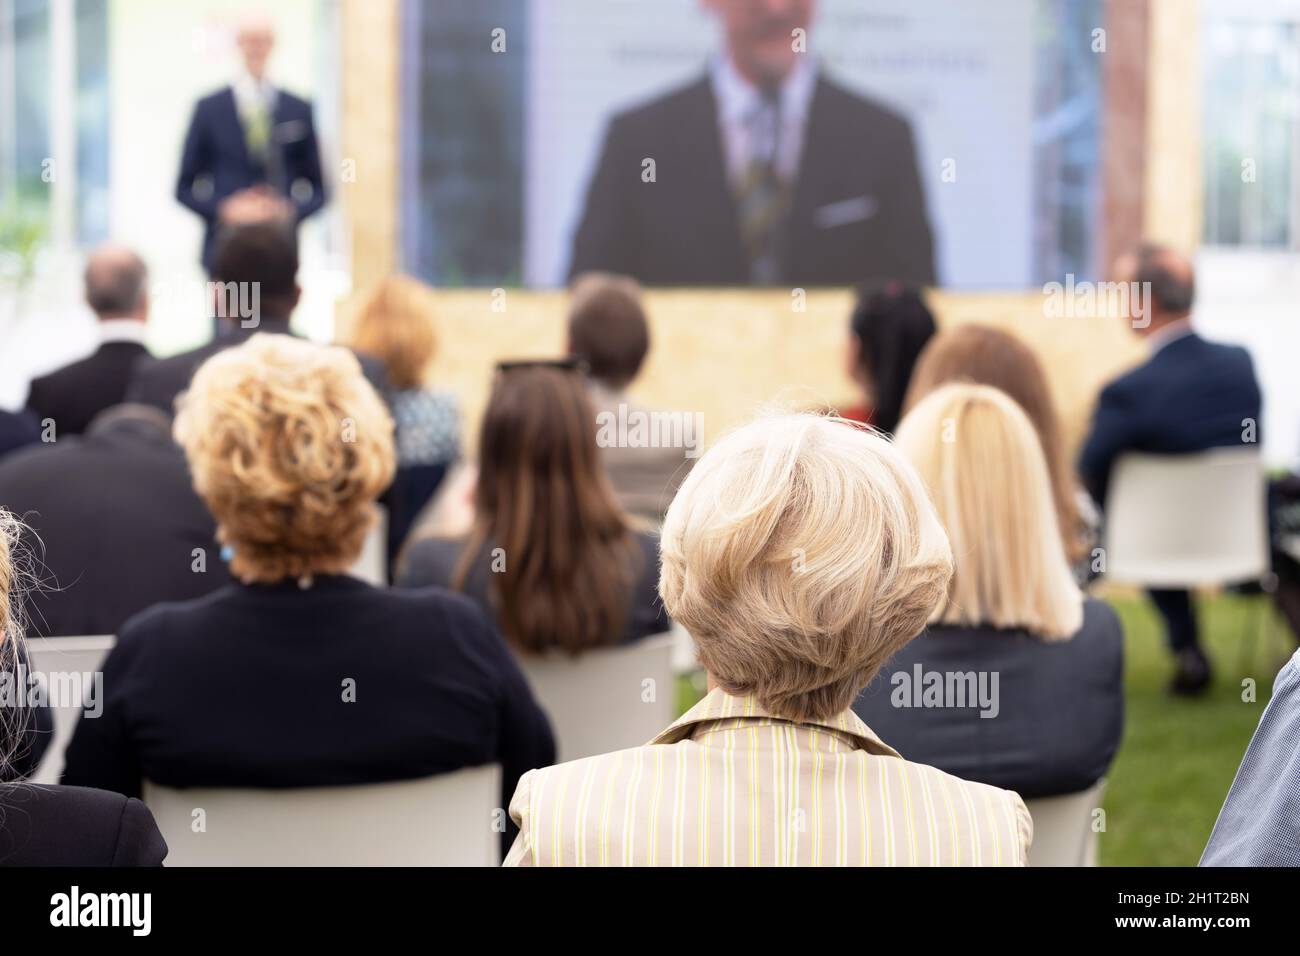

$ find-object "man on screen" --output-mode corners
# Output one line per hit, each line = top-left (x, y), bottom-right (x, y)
(176, 14), (327, 273)
(569, 0), (936, 287)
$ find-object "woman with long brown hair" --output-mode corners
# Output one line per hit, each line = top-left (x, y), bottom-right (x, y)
(398, 362), (668, 654)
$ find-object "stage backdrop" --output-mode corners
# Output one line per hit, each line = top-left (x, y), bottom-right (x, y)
(339, 286), (1146, 463)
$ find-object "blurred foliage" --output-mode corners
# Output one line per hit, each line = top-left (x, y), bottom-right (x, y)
(0, 195), (47, 287)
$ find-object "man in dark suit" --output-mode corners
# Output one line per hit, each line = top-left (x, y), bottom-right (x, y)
(176, 15), (326, 272)
(25, 245), (151, 438)
(0, 403), (231, 637)
(1079, 244), (1262, 695)
(569, 0), (934, 287)
(127, 221), (385, 414)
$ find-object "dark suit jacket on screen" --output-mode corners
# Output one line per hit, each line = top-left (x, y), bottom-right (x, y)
(26, 338), (151, 437)
(853, 598), (1125, 799)
(0, 785), (167, 866)
(0, 405), (230, 637)
(59, 575), (556, 854)
(569, 71), (935, 287)
(1078, 331), (1262, 506)
(177, 86), (326, 271)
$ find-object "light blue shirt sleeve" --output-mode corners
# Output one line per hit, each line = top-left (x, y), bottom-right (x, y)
(1201, 649), (1300, 866)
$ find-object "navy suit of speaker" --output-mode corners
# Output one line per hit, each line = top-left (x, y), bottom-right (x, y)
(176, 86), (326, 272)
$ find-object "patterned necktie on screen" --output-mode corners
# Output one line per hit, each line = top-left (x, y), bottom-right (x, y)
(735, 90), (790, 284)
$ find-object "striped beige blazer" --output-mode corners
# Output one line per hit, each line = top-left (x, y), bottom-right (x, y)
(503, 688), (1032, 866)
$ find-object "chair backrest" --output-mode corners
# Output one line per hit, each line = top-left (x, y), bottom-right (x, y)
(1103, 448), (1268, 588)
(144, 765), (501, 866)
(520, 633), (675, 761)
(1024, 780), (1106, 867)
(23, 635), (117, 784)
(349, 503), (388, 585)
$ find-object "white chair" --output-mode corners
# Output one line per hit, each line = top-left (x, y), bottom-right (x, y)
(1025, 780), (1106, 867)
(24, 634), (117, 784)
(1104, 448), (1273, 666)
(144, 764), (501, 867)
(1103, 448), (1268, 588)
(520, 633), (675, 761)
(349, 503), (388, 585)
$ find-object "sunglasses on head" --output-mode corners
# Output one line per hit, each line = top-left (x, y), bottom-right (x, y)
(495, 358), (588, 375)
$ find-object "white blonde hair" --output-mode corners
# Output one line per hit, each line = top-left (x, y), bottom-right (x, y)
(893, 383), (1083, 639)
(0, 508), (33, 777)
(659, 413), (953, 722)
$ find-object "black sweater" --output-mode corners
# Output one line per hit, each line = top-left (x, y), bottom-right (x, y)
(61, 575), (555, 852)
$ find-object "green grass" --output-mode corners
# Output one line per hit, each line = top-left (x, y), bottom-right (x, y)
(1099, 591), (1292, 865)
(674, 592), (1296, 867)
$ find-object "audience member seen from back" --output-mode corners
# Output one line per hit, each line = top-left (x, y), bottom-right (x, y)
(399, 362), (669, 654)
(25, 245), (152, 438)
(347, 275), (460, 566)
(840, 282), (936, 435)
(504, 412), (1033, 866)
(566, 272), (692, 522)
(0, 411), (40, 462)
(61, 335), (553, 856)
(1078, 244), (1262, 695)
(856, 384), (1124, 799)
(126, 221), (386, 415)
(904, 323), (1097, 583)
(0, 508), (168, 865)
(0, 404), (230, 637)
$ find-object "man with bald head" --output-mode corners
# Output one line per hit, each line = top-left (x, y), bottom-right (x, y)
(176, 12), (326, 272)
(1080, 243), (1262, 695)
(25, 244), (153, 437)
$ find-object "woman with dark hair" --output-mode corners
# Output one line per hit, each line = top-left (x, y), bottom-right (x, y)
(842, 283), (937, 435)
(0, 508), (167, 865)
(398, 363), (668, 654)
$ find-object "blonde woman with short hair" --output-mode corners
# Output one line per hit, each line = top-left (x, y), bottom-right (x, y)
(855, 383), (1123, 800)
(504, 412), (1033, 867)
(61, 336), (553, 858)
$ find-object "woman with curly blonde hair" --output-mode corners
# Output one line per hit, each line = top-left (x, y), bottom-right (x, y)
(62, 336), (553, 856)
